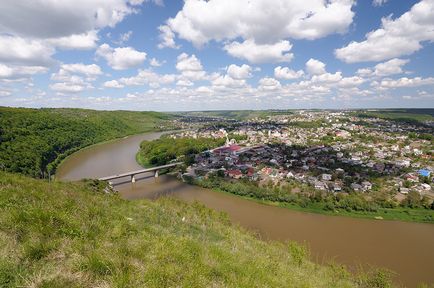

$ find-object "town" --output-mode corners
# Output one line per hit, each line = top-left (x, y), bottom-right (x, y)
(172, 110), (433, 205)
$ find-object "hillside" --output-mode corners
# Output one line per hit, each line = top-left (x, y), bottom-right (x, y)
(0, 172), (392, 287)
(0, 107), (171, 178)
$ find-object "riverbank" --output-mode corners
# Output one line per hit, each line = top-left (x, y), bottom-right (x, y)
(1, 171), (392, 287)
(189, 179), (434, 224)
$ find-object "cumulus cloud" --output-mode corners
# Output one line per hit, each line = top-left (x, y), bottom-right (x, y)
(104, 80), (125, 88)
(150, 58), (164, 67)
(0, 0), (145, 39)
(60, 63), (103, 76)
(0, 35), (55, 67)
(162, 0), (355, 48)
(378, 77), (434, 88)
(0, 63), (48, 80)
(305, 58), (326, 75)
(158, 25), (180, 49)
(96, 43), (147, 70)
(212, 75), (247, 89)
(227, 64), (252, 79)
(117, 69), (176, 88)
(336, 0), (434, 63)
(258, 77), (281, 91)
(311, 72), (343, 83)
(176, 53), (206, 81)
(274, 66), (304, 80)
(373, 58), (409, 76)
(47, 31), (99, 50)
(224, 39), (294, 64)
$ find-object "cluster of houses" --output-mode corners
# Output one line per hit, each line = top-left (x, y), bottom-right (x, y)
(176, 111), (433, 200)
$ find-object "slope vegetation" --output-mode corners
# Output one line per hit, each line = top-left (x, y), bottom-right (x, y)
(0, 107), (170, 177)
(0, 172), (391, 287)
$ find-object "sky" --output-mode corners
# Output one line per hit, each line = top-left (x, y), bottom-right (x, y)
(0, 0), (433, 111)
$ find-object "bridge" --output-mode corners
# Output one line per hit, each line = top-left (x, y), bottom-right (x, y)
(98, 162), (183, 183)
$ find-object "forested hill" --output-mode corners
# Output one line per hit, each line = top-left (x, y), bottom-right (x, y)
(0, 107), (170, 178)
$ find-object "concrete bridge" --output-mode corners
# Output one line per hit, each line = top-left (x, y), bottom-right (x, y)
(98, 162), (183, 183)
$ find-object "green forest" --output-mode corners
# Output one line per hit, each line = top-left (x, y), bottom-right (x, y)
(0, 107), (170, 178)
(137, 137), (225, 167)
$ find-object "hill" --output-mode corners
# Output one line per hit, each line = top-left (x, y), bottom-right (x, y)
(0, 172), (392, 287)
(0, 107), (171, 178)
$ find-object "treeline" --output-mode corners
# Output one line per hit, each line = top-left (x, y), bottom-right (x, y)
(0, 107), (169, 178)
(138, 137), (225, 167)
(193, 176), (434, 223)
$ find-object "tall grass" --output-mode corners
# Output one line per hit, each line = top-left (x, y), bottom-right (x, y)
(0, 172), (392, 287)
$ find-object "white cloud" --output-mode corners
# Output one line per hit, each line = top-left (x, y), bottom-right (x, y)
(104, 80), (124, 88)
(274, 66), (304, 80)
(212, 75), (246, 89)
(305, 58), (326, 75)
(176, 53), (206, 80)
(113, 31), (133, 45)
(338, 76), (365, 87)
(258, 77), (281, 91)
(311, 72), (342, 83)
(373, 58), (409, 76)
(118, 69), (176, 87)
(61, 63), (103, 76)
(336, 0), (434, 63)
(356, 68), (374, 77)
(0, 0), (145, 39)
(0, 64), (48, 79)
(227, 64), (252, 79)
(47, 31), (99, 50)
(96, 43), (147, 70)
(224, 39), (293, 64)
(378, 77), (434, 88)
(372, 0), (387, 7)
(158, 25), (180, 49)
(49, 74), (93, 93)
(150, 58), (164, 67)
(0, 35), (55, 67)
(163, 0), (355, 48)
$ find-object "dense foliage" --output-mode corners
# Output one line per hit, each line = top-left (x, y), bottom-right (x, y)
(195, 176), (434, 223)
(138, 137), (225, 167)
(0, 107), (169, 177)
(0, 171), (394, 287)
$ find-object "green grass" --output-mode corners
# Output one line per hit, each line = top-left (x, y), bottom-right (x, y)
(0, 172), (394, 287)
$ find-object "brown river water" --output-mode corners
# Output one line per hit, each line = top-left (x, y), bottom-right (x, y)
(56, 132), (434, 287)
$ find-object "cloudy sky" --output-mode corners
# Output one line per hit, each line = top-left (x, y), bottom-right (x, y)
(0, 0), (433, 111)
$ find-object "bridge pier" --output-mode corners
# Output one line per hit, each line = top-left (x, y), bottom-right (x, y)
(131, 175), (136, 183)
(154, 170), (159, 178)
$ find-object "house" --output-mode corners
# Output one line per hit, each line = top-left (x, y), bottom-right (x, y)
(351, 183), (363, 192)
(399, 187), (409, 194)
(322, 173), (332, 181)
(421, 183), (431, 191)
(361, 181), (372, 191)
(227, 169), (243, 179)
(314, 181), (327, 190)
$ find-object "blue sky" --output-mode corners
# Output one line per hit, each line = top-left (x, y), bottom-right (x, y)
(0, 0), (433, 111)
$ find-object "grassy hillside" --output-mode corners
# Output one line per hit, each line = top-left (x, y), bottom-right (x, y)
(0, 107), (170, 178)
(0, 172), (392, 287)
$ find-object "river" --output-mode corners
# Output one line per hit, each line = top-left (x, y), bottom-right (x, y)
(56, 131), (434, 287)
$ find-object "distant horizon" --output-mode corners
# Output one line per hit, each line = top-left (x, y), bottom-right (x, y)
(1, 1), (433, 110)
(2, 105), (434, 113)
